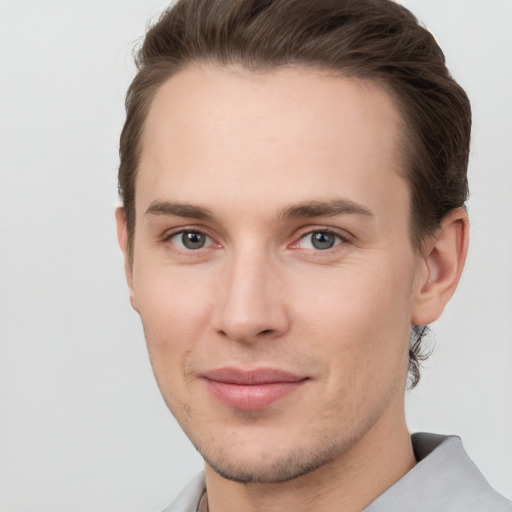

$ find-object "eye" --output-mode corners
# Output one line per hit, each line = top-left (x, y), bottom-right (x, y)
(298, 230), (343, 250)
(170, 230), (212, 250)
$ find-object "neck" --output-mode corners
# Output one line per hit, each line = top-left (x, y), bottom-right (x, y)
(204, 408), (416, 512)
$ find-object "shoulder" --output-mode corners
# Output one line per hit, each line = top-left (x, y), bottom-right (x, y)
(159, 436), (512, 512)
(365, 433), (512, 512)
(159, 472), (206, 512)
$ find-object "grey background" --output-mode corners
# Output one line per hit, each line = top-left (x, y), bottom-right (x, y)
(0, 0), (511, 510)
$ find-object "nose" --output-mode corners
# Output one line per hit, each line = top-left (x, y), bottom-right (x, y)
(212, 248), (291, 343)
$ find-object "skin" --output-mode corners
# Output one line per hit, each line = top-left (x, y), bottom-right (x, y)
(117, 65), (468, 512)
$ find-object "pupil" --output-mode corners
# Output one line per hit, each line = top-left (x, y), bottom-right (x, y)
(311, 232), (335, 250)
(182, 232), (205, 249)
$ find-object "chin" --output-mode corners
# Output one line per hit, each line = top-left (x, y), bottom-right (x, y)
(198, 434), (345, 484)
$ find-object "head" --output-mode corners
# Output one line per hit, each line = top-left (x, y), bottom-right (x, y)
(118, 0), (471, 388)
(116, 0), (470, 485)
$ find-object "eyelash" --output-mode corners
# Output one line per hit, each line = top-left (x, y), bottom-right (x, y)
(291, 228), (349, 252)
(163, 229), (217, 252)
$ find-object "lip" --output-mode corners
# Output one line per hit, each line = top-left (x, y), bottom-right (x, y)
(202, 367), (308, 411)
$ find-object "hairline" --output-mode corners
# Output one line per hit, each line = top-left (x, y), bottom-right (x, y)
(125, 59), (429, 260)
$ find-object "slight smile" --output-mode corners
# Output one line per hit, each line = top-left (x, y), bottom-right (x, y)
(202, 367), (309, 411)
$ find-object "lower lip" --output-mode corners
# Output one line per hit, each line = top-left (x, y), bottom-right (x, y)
(205, 380), (306, 411)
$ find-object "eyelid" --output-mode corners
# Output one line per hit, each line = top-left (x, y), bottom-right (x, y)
(290, 226), (354, 248)
(159, 224), (353, 252)
(162, 226), (221, 250)
(162, 224), (210, 239)
(172, 231), (212, 250)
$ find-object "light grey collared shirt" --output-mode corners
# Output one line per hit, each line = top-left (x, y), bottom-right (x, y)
(160, 433), (512, 512)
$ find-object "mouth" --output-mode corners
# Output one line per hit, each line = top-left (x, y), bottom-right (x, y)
(201, 367), (308, 411)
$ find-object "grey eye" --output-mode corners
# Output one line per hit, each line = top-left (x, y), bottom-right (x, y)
(171, 231), (210, 250)
(298, 231), (341, 250)
(311, 231), (336, 250)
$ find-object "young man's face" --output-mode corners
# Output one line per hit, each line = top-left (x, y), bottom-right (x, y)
(119, 65), (429, 483)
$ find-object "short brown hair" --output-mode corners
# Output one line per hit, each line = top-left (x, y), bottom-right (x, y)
(118, 0), (471, 387)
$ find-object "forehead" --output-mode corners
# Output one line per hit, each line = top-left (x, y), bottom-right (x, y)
(137, 64), (408, 224)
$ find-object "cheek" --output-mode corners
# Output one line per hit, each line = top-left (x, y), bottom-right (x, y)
(132, 263), (215, 376)
(295, 260), (413, 381)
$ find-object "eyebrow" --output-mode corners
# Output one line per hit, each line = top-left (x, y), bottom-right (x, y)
(145, 198), (373, 222)
(278, 199), (373, 220)
(145, 201), (215, 220)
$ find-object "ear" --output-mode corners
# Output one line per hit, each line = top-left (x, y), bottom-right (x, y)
(411, 208), (469, 326)
(115, 207), (138, 311)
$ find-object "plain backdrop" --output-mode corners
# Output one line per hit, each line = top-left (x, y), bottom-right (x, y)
(0, 1), (511, 511)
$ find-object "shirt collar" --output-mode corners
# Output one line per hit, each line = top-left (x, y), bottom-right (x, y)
(364, 433), (507, 511)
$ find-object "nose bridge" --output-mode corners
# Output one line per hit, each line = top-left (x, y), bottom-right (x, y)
(213, 242), (288, 342)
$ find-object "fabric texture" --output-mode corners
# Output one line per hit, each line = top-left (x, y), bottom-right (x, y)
(160, 433), (512, 512)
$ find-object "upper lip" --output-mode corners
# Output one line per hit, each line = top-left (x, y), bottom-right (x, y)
(202, 367), (306, 385)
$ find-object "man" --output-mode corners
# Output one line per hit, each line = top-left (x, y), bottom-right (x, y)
(115, 0), (512, 510)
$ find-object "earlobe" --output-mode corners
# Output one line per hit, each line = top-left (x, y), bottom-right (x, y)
(115, 207), (138, 311)
(411, 208), (469, 326)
